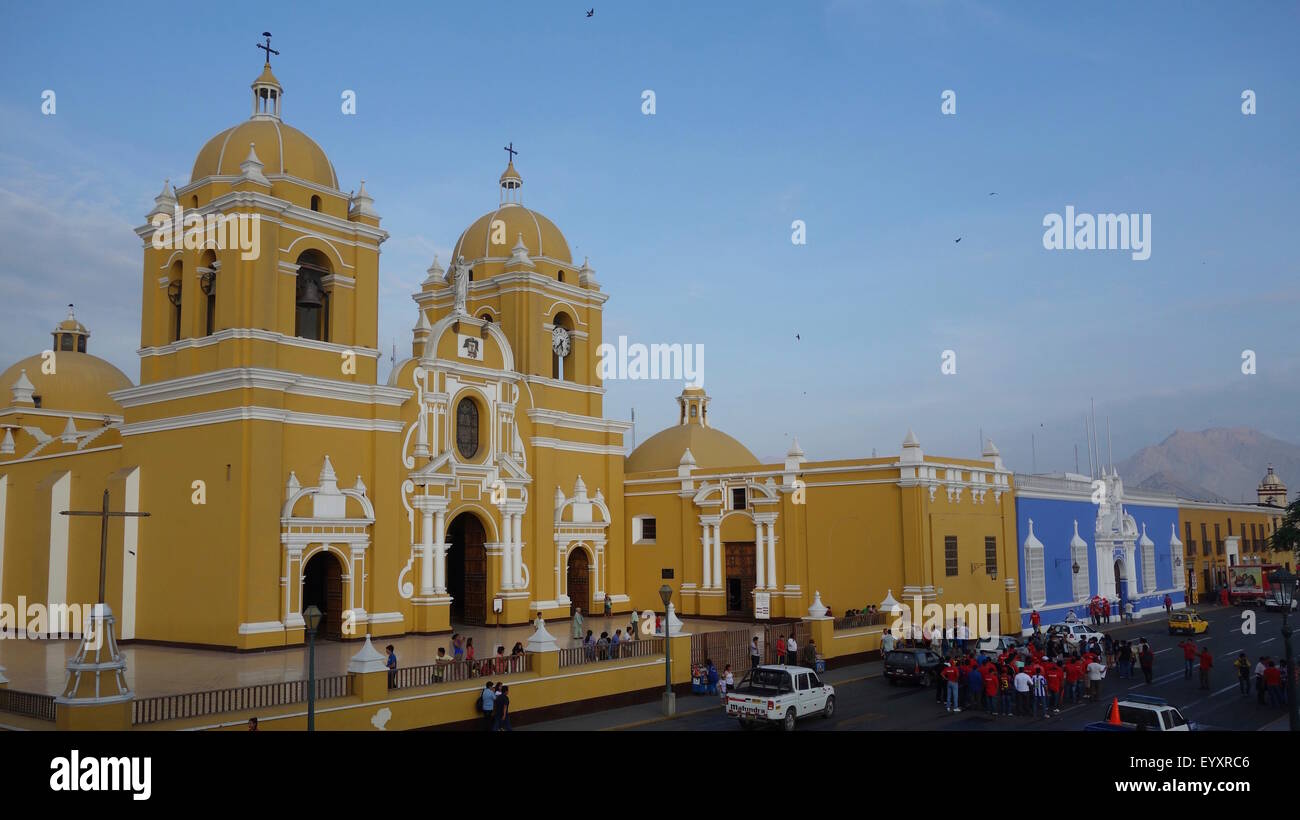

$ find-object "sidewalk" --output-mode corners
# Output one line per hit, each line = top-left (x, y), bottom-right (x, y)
(519, 659), (880, 731)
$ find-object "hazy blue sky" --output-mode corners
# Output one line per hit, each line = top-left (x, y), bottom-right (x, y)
(1, 1), (1297, 472)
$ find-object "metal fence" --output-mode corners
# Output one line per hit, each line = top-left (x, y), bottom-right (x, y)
(559, 638), (665, 669)
(132, 674), (353, 725)
(0, 689), (57, 722)
(690, 626), (758, 674)
(391, 653), (531, 690)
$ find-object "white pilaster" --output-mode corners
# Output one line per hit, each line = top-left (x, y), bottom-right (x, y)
(701, 522), (712, 589)
(434, 509), (447, 593)
(755, 519), (766, 590)
(711, 523), (722, 589)
(766, 520), (777, 590)
(513, 513), (523, 589)
(420, 509), (435, 595)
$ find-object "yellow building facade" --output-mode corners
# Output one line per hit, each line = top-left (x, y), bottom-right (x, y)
(0, 60), (1021, 654)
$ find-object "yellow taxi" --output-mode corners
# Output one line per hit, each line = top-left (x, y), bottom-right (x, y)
(1167, 610), (1209, 636)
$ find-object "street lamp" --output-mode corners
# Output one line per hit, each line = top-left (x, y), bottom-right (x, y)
(659, 584), (674, 716)
(304, 605), (323, 732)
(969, 562), (998, 582)
(1268, 569), (1299, 732)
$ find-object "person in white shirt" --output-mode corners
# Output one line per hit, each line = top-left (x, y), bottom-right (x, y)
(786, 635), (798, 664)
(1013, 670), (1032, 716)
(719, 665), (734, 701)
(1086, 659), (1106, 701)
(881, 629), (897, 655)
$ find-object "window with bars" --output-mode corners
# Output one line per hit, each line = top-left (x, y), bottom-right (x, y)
(1215, 524), (1223, 555)
(1201, 524), (1210, 556)
(455, 397), (479, 459)
(1185, 522), (1194, 556)
(1025, 537), (1046, 608)
(1142, 537), (1157, 593)
(984, 536), (997, 577)
(732, 487), (747, 511)
(945, 536), (958, 577)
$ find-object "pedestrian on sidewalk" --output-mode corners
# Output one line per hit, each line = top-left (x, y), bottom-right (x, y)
(1234, 653), (1251, 695)
(1198, 647), (1214, 690)
(452, 633), (464, 661)
(1086, 657), (1105, 701)
(1163, 594), (1173, 615)
(385, 644), (398, 688)
(1124, 600), (1134, 624)
(479, 681), (495, 730)
(787, 634), (798, 666)
(1263, 661), (1283, 707)
(998, 666), (1014, 716)
(719, 664), (733, 701)
(604, 593), (612, 619)
(1013, 667), (1031, 715)
(571, 606), (585, 642)
(1030, 667), (1048, 718)
(1138, 639), (1154, 684)
(1254, 656), (1268, 705)
(774, 634), (786, 665)
(750, 636), (762, 669)
(983, 664), (999, 715)
(881, 628), (897, 656)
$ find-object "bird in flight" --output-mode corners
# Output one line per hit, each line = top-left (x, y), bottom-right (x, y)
(954, 237), (962, 243)
(988, 192), (998, 196)
(795, 333), (800, 341)
(586, 8), (594, 16)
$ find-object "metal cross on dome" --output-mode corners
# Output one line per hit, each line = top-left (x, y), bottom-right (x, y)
(504, 142), (518, 163)
(257, 31), (280, 65)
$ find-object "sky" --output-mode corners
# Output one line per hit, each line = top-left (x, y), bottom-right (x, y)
(1, 1), (1297, 473)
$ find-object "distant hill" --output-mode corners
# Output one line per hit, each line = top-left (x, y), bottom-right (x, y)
(1117, 427), (1299, 504)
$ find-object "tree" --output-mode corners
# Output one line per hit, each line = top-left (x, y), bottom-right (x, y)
(1267, 497), (1300, 564)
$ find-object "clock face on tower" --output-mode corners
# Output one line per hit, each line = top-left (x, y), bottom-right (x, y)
(552, 326), (571, 357)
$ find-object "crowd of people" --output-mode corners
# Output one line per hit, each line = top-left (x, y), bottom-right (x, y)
(932, 631), (1111, 717)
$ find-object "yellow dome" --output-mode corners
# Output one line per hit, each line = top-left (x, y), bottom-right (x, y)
(1, 352), (132, 416)
(191, 119), (338, 189)
(452, 204), (572, 265)
(627, 423), (759, 473)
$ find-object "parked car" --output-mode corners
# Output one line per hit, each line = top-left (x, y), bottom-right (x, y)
(972, 634), (1021, 655)
(725, 665), (835, 731)
(1084, 695), (1195, 731)
(1263, 596), (1299, 612)
(1167, 610), (1209, 635)
(883, 648), (945, 687)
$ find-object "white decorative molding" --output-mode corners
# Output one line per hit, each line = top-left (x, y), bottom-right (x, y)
(120, 407), (405, 436)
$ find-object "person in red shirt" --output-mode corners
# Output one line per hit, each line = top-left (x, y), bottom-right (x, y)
(1030, 609), (1041, 630)
(1045, 664), (1063, 713)
(1179, 638), (1198, 680)
(1100, 597), (1110, 624)
(1263, 661), (1284, 706)
(1198, 647), (1214, 690)
(1064, 657), (1082, 704)
(941, 662), (961, 712)
(983, 664), (999, 715)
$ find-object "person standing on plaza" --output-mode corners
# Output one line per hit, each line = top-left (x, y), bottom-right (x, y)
(998, 666), (1013, 716)
(1164, 594), (1173, 615)
(1029, 667), (1048, 718)
(629, 609), (639, 641)
(750, 636), (762, 669)
(1179, 638), (1198, 680)
(1030, 609), (1041, 633)
(451, 633), (464, 661)
(1254, 656), (1268, 705)
(774, 634), (786, 665)
(1086, 656), (1105, 701)
(1198, 646), (1214, 690)
(720, 664), (734, 701)
(571, 606), (585, 642)
(1124, 600), (1134, 624)
(983, 663), (999, 715)
(1013, 666), (1032, 715)
(1263, 660), (1283, 706)
(479, 680), (495, 730)
(385, 644), (397, 689)
(966, 662), (984, 713)
(465, 637), (475, 663)
(1234, 653), (1251, 695)
(787, 634), (798, 666)
(492, 684), (512, 731)
(942, 660), (961, 713)
(1138, 639), (1154, 684)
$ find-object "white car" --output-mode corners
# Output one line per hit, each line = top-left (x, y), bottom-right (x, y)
(1263, 597), (1298, 612)
(725, 665), (835, 731)
(1046, 622), (1104, 647)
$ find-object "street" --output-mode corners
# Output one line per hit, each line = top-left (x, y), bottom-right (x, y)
(629, 605), (1294, 731)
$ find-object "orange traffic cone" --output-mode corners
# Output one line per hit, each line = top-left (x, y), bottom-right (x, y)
(1107, 697), (1122, 725)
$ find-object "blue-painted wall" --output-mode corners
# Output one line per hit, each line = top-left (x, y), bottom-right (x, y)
(1015, 495), (1184, 631)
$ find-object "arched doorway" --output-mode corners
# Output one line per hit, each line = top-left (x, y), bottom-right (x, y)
(447, 512), (487, 625)
(567, 549), (591, 614)
(302, 550), (344, 640)
(1113, 560), (1127, 606)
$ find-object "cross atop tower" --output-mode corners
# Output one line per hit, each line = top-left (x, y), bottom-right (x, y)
(504, 142), (518, 163)
(257, 31), (279, 65)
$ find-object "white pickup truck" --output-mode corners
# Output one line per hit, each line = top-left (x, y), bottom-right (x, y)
(724, 665), (835, 731)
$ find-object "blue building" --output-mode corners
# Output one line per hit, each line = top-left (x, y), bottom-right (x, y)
(1014, 470), (1184, 632)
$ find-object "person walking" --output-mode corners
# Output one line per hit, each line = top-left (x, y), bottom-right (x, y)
(571, 606), (585, 642)
(1179, 638), (1197, 680)
(492, 684), (512, 731)
(1029, 609), (1041, 633)
(1124, 600), (1135, 624)
(750, 636), (762, 669)
(881, 628), (897, 656)
(1086, 656), (1106, 701)
(1233, 653), (1251, 695)
(479, 681), (495, 730)
(787, 634), (799, 666)
(1138, 639), (1154, 684)
(774, 634), (786, 666)
(1198, 647), (1214, 690)
(1254, 656), (1268, 705)
(385, 644), (398, 688)
(1163, 594), (1173, 615)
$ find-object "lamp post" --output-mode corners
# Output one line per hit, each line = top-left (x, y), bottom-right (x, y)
(304, 605), (323, 732)
(1269, 569), (1299, 732)
(659, 584), (674, 716)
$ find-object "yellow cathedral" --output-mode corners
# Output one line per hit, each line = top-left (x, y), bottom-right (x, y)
(0, 60), (1020, 654)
